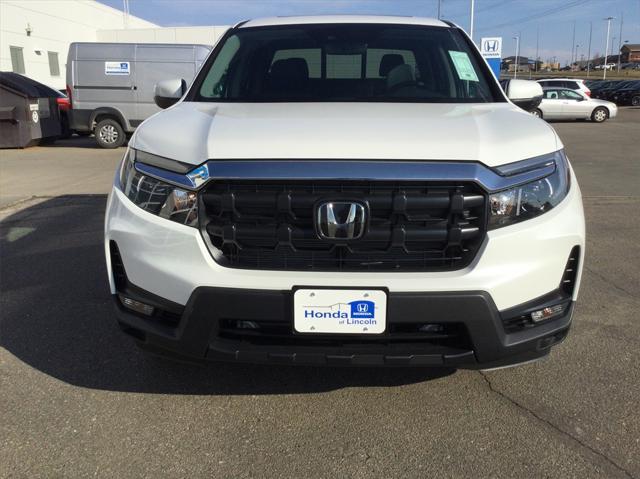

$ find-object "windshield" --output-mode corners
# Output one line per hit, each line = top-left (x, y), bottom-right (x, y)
(190, 24), (502, 103)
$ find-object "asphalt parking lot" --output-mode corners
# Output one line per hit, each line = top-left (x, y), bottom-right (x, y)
(1, 109), (639, 478)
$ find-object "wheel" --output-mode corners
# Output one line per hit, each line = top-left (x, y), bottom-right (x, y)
(95, 118), (125, 148)
(531, 108), (543, 119)
(632, 95), (640, 107)
(591, 107), (608, 123)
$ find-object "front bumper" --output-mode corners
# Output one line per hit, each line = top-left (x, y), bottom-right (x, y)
(113, 284), (574, 368)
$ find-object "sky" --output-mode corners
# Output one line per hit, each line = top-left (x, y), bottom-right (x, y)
(98, 0), (640, 65)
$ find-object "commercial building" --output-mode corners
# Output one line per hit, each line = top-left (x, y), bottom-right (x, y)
(1, 0), (228, 90)
(96, 25), (229, 46)
(620, 44), (640, 63)
(501, 56), (532, 73)
(1, 0), (156, 89)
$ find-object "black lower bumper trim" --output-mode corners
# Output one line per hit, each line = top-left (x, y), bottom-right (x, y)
(113, 285), (574, 368)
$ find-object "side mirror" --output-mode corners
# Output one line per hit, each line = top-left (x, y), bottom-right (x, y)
(504, 79), (543, 112)
(154, 78), (187, 109)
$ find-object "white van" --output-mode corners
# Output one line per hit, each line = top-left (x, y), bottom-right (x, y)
(66, 42), (211, 148)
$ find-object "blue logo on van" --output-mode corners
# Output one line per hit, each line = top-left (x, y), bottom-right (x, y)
(350, 300), (374, 319)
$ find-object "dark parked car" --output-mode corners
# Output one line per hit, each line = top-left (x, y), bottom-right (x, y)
(591, 80), (630, 100)
(603, 80), (640, 104)
(612, 82), (640, 106)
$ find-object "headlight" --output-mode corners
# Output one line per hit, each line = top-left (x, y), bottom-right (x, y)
(118, 148), (198, 227)
(488, 150), (571, 230)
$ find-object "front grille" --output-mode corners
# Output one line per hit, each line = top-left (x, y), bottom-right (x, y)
(200, 180), (487, 271)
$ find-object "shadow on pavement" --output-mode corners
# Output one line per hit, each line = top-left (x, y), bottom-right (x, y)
(44, 135), (104, 149)
(0, 196), (454, 395)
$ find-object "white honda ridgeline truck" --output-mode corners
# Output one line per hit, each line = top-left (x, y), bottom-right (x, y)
(105, 16), (585, 369)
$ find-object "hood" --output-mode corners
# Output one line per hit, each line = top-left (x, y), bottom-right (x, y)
(133, 102), (560, 168)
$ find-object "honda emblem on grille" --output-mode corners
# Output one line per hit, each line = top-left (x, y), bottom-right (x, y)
(316, 201), (367, 240)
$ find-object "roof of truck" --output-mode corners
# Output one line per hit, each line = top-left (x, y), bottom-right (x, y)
(239, 15), (450, 29)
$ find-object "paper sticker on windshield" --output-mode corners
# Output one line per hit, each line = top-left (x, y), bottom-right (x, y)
(448, 51), (479, 82)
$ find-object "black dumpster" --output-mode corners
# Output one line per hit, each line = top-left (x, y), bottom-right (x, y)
(0, 72), (62, 148)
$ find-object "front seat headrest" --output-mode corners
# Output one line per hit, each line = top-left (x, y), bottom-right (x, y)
(386, 64), (415, 90)
(379, 54), (405, 77)
(268, 58), (309, 88)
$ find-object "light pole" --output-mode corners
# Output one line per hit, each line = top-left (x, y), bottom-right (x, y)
(575, 44), (580, 69)
(603, 16), (614, 80)
(586, 21), (593, 78)
(513, 35), (520, 79)
(469, 0), (475, 42)
(570, 21), (576, 66)
(122, 0), (130, 29)
(437, 0), (442, 20)
(535, 26), (540, 73)
(617, 14), (624, 72)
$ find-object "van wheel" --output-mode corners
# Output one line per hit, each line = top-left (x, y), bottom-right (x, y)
(591, 107), (608, 123)
(632, 95), (640, 107)
(95, 119), (125, 148)
(531, 108), (543, 119)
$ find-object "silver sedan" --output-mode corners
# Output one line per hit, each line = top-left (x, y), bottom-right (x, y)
(533, 88), (618, 123)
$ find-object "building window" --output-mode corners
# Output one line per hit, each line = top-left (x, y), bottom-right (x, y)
(48, 51), (60, 76)
(10, 46), (25, 74)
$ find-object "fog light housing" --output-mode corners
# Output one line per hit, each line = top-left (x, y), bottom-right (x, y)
(118, 294), (155, 316)
(530, 303), (567, 323)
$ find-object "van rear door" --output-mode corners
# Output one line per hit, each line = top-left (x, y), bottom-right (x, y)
(134, 45), (204, 122)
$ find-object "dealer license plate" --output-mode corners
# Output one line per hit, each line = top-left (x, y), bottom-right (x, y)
(293, 288), (387, 334)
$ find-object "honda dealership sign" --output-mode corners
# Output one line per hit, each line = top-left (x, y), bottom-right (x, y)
(480, 37), (502, 80)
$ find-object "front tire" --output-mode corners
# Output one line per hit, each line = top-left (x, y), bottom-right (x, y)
(531, 108), (543, 119)
(95, 119), (125, 148)
(632, 95), (640, 107)
(591, 107), (608, 123)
